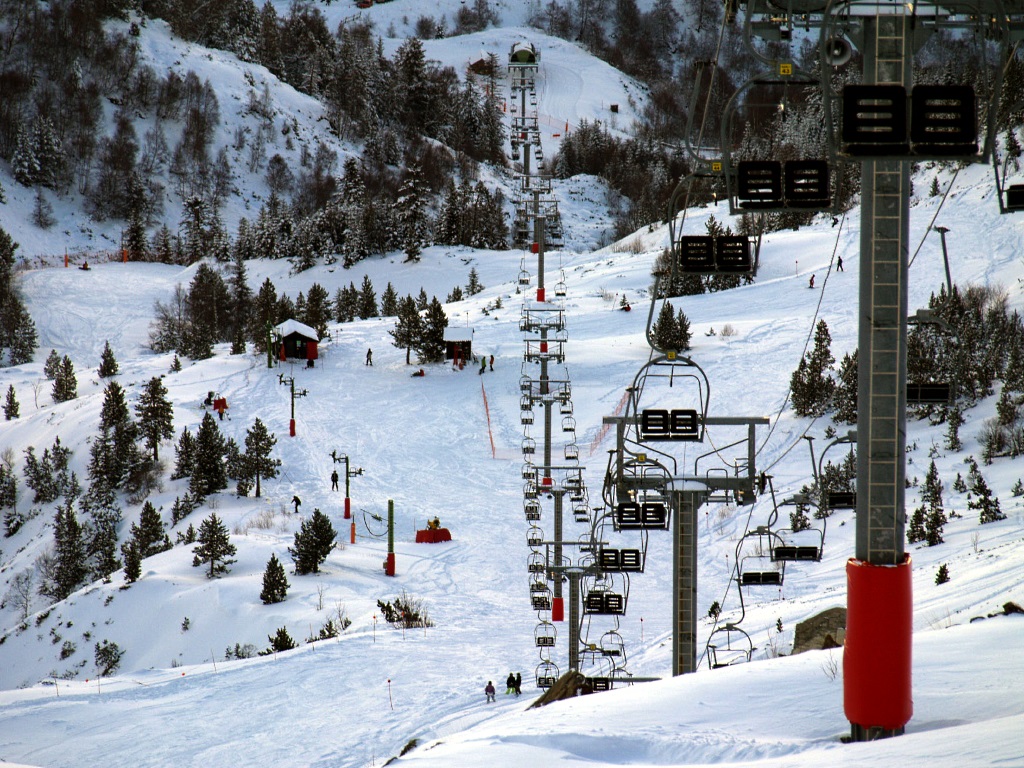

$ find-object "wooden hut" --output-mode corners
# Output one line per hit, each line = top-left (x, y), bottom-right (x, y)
(275, 319), (320, 362)
(444, 327), (474, 364)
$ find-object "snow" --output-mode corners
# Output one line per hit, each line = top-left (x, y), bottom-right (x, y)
(0, 10), (1023, 768)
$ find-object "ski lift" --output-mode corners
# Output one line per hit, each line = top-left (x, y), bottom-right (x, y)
(564, 443), (579, 462)
(531, 589), (552, 611)
(560, 400), (573, 416)
(600, 630), (626, 659)
(527, 551), (546, 573)
(526, 525), (544, 548)
(614, 501), (669, 531)
(521, 409), (534, 426)
(706, 623), (754, 669)
(525, 501), (541, 522)
(825, 490), (856, 510)
(562, 415), (576, 433)
(554, 280), (567, 298)
(536, 660), (559, 689)
(518, 269), (531, 286)
(584, 587), (626, 615)
(522, 463), (537, 480)
(572, 502), (589, 523)
(535, 621), (557, 648)
(524, 480), (539, 500)
(736, 527), (785, 587)
(522, 437), (536, 456)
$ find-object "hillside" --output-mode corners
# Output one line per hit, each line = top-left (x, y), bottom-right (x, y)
(0, 6), (1022, 768)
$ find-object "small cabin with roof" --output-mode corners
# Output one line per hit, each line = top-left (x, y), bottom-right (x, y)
(276, 319), (320, 361)
(444, 326), (474, 363)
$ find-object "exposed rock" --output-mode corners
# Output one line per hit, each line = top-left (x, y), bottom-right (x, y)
(792, 606), (847, 655)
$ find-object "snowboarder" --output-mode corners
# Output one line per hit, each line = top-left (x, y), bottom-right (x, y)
(331, 470), (339, 491)
(292, 495), (301, 514)
(809, 274), (815, 289)
(479, 357), (487, 375)
(485, 681), (496, 702)
(836, 255), (844, 272)
(489, 354), (494, 371)
(514, 672), (522, 696)
(365, 348), (373, 366)
(506, 673), (516, 695)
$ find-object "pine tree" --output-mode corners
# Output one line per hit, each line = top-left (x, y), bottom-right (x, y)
(52, 355), (78, 403)
(945, 403), (964, 451)
(416, 297), (448, 363)
(466, 268), (484, 296)
(907, 506), (927, 543)
(0, 460), (16, 513)
(191, 413), (228, 499)
(44, 349), (61, 380)
(265, 626), (297, 653)
(833, 350), (859, 424)
(390, 295), (422, 365)
(934, 563), (950, 585)
(967, 457), (1006, 524)
(289, 508), (337, 574)
(249, 278), (279, 352)
(260, 553), (289, 604)
(651, 301), (677, 351)
(135, 376), (175, 462)
(303, 283), (332, 338)
(674, 308), (693, 351)
(98, 341), (119, 378)
(380, 282), (399, 316)
(89, 381), (140, 490)
(922, 460), (946, 545)
(170, 354), (183, 373)
(172, 428), (196, 480)
(357, 275), (378, 319)
(4, 384), (18, 420)
(239, 418), (280, 497)
(43, 499), (87, 602)
(131, 500), (172, 558)
(121, 540), (142, 584)
(192, 513), (237, 578)
(790, 320), (836, 416)
(395, 163), (429, 262)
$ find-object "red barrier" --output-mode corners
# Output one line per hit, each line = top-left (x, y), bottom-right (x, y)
(551, 597), (564, 622)
(415, 528), (451, 543)
(844, 556), (913, 731)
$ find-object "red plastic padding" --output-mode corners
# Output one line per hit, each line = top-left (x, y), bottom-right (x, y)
(844, 556), (913, 730)
(551, 597), (564, 622)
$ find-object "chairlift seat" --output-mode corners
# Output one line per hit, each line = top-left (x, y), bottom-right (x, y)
(827, 490), (856, 509)
(784, 160), (830, 208)
(741, 570), (783, 586)
(1005, 184), (1024, 211)
(716, 237), (753, 273)
(910, 85), (977, 156)
(532, 594), (551, 610)
(907, 382), (950, 404)
(536, 635), (555, 647)
(773, 544), (820, 561)
(589, 677), (612, 692)
(841, 84), (909, 156)
(677, 236), (716, 272)
(537, 675), (557, 688)
(620, 549), (643, 571)
(737, 161), (783, 209)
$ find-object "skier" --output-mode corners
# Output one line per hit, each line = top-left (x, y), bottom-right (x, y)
(836, 255), (844, 272)
(506, 672), (516, 695)
(485, 681), (496, 702)
(331, 470), (339, 491)
(514, 672), (522, 696)
(365, 348), (373, 366)
(479, 356), (487, 375)
(489, 354), (494, 371)
(292, 495), (301, 514)
(809, 274), (815, 289)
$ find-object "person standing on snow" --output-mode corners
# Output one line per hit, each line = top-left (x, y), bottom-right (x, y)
(485, 681), (496, 702)
(365, 348), (373, 366)
(479, 356), (487, 375)
(514, 672), (522, 696)
(506, 672), (516, 695)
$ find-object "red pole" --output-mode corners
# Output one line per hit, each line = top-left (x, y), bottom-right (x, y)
(344, 495), (351, 520)
(289, 418), (296, 437)
(551, 597), (564, 622)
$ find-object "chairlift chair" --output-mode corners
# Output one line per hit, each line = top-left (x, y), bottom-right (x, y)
(536, 660), (559, 689)
(562, 415), (576, 433)
(522, 437), (536, 456)
(521, 410), (534, 426)
(535, 621), (557, 648)
(527, 551), (546, 574)
(526, 525), (544, 548)
(522, 463), (537, 480)
(572, 501), (590, 523)
(706, 623), (754, 669)
(564, 443), (579, 461)
(525, 500), (541, 522)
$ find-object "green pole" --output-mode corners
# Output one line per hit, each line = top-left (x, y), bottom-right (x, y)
(266, 322), (274, 368)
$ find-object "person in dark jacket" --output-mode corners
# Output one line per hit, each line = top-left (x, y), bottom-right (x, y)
(506, 673), (516, 695)
(485, 681), (496, 702)
(513, 672), (522, 696)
